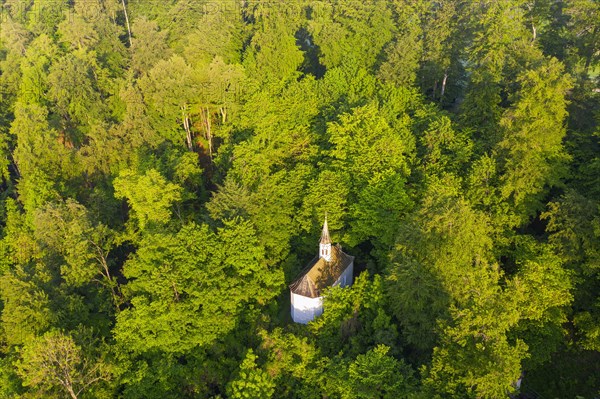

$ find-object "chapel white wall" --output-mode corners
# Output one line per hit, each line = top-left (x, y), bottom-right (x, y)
(291, 293), (323, 324)
(291, 262), (354, 324)
(334, 261), (354, 288)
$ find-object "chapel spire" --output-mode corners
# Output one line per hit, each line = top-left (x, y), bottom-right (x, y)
(319, 215), (332, 262)
(320, 215), (331, 244)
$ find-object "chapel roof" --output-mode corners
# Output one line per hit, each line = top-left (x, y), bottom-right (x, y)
(289, 244), (354, 298)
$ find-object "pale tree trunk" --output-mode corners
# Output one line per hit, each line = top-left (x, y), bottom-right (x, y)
(204, 107), (213, 161)
(91, 241), (120, 307)
(37, 334), (108, 399)
(583, 27), (598, 77)
(526, 3), (536, 43)
(200, 107), (212, 161)
(440, 71), (448, 100)
(66, 384), (78, 399)
(181, 106), (193, 151)
(121, 0), (132, 47)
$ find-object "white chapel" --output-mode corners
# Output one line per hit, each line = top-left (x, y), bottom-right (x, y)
(289, 217), (354, 324)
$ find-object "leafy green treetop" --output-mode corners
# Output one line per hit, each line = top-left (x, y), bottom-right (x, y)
(226, 349), (275, 399)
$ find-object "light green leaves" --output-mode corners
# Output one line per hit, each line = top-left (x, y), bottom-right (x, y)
(497, 58), (573, 224)
(346, 345), (416, 399)
(113, 168), (182, 230)
(115, 220), (282, 354)
(227, 349), (275, 399)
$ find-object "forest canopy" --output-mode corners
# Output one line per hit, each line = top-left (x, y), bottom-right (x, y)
(0, 0), (599, 398)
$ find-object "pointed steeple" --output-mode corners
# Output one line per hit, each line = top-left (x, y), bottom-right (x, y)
(319, 214), (332, 262)
(320, 215), (331, 244)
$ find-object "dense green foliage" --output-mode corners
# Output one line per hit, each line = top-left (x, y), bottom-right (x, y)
(0, 0), (599, 398)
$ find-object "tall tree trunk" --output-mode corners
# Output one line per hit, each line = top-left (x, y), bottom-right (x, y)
(583, 26), (597, 78)
(121, 0), (132, 47)
(95, 245), (120, 308)
(181, 106), (193, 151)
(527, 4), (536, 42)
(204, 107), (213, 160)
(66, 383), (78, 399)
(440, 72), (448, 100)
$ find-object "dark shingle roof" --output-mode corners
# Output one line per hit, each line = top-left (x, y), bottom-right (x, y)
(289, 245), (353, 298)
